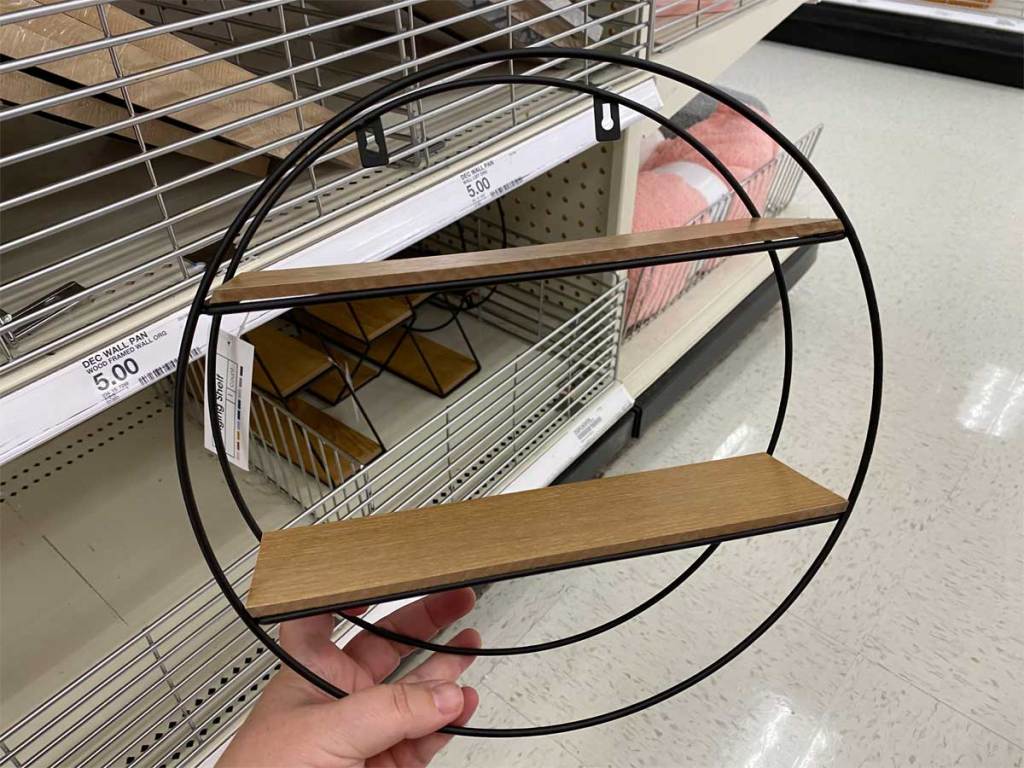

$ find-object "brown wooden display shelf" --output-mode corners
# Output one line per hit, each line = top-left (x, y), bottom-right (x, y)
(342, 327), (478, 397)
(211, 218), (845, 304)
(246, 453), (847, 619)
(287, 398), (381, 467)
(246, 326), (332, 399)
(294, 298), (416, 343)
(294, 331), (380, 404)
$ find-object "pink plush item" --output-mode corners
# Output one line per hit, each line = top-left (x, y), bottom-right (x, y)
(626, 104), (781, 331)
(655, 0), (735, 16)
(626, 171), (709, 327)
(641, 103), (778, 176)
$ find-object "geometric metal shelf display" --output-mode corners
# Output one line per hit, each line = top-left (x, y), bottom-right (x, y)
(175, 48), (881, 739)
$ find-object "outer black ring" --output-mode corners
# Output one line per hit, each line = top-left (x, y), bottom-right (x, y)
(175, 48), (882, 738)
(203, 75), (786, 659)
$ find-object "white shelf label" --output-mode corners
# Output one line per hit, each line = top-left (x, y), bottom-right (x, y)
(75, 316), (202, 406)
(458, 156), (524, 206)
(203, 332), (253, 471)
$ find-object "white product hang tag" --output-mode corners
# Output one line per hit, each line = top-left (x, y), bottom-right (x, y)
(203, 332), (254, 471)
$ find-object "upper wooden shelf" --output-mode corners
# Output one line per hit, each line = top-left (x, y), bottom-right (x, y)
(211, 218), (844, 305)
(246, 453), (846, 620)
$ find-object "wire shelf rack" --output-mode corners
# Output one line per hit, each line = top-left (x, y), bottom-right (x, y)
(0, 272), (625, 768)
(0, 0), (653, 373)
(623, 123), (822, 336)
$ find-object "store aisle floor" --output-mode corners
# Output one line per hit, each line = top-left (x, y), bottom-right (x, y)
(435, 43), (1024, 767)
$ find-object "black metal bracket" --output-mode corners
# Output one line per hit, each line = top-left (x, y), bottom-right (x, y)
(593, 97), (621, 141)
(356, 118), (389, 167)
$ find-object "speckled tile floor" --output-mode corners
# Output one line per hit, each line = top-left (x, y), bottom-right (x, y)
(435, 43), (1024, 767)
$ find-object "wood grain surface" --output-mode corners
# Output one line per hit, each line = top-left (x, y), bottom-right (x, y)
(286, 398), (381, 467)
(247, 453), (847, 617)
(295, 334), (379, 403)
(212, 218), (844, 303)
(246, 326), (332, 398)
(294, 297), (415, 342)
(340, 327), (477, 396)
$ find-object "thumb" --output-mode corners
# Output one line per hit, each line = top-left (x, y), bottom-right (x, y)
(321, 680), (465, 759)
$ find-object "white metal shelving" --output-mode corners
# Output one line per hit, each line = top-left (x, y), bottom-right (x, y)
(826, 0), (1024, 31)
(0, 76), (659, 464)
(0, 272), (628, 768)
(1, 1), (817, 766)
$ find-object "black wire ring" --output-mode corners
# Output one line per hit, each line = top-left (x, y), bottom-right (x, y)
(175, 48), (882, 738)
(200, 73), (788, 656)
(200, 76), (779, 654)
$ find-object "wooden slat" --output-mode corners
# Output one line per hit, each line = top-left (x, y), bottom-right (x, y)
(247, 453), (847, 617)
(1, 0), (347, 162)
(211, 218), (844, 303)
(286, 398), (381, 467)
(293, 328), (380, 403)
(251, 401), (356, 486)
(246, 326), (331, 399)
(343, 327), (477, 396)
(294, 297), (415, 342)
(1, 71), (270, 177)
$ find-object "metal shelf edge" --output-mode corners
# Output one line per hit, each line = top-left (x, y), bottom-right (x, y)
(0, 79), (661, 466)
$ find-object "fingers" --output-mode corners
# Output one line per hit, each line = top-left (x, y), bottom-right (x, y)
(320, 679), (466, 760)
(278, 613), (335, 657)
(393, 685), (480, 767)
(343, 588), (476, 683)
(402, 628), (481, 685)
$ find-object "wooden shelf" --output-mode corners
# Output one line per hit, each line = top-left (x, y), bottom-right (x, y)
(286, 398), (382, 468)
(247, 453), (847, 619)
(211, 218), (844, 303)
(342, 327), (478, 397)
(293, 298), (416, 343)
(246, 326), (332, 399)
(295, 336), (380, 404)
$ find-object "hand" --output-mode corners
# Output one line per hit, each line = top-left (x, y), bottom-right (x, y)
(218, 588), (480, 768)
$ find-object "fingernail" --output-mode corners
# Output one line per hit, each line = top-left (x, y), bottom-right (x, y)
(431, 682), (463, 715)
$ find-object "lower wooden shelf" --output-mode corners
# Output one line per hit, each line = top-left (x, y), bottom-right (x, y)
(343, 327), (479, 397)
(246, 453), (846, 620)
(246, 326), (332, 398)
(286, 398), (382, 468)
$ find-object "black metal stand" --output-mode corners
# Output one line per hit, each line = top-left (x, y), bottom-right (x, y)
(174, 49), (882, 738)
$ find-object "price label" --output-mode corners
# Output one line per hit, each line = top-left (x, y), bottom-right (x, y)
(77, 318), (200, 405)
(458, 157), (524, 205)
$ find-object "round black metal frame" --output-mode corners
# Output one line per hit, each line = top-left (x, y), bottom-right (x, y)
(174, 48), (882, 738)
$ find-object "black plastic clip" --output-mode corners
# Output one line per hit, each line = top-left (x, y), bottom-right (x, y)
(593, 98), (621, 142)
(357, 118), (389, 167)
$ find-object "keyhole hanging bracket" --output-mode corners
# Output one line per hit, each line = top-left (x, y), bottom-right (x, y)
(357, 117), (390, 167)
(593, 97), (621, 142)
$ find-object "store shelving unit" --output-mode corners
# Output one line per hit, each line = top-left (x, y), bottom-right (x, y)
(1, 1), (818, 766)
(767, 0), (1023, 86)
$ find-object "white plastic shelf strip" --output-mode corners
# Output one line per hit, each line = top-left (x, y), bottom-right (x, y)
(0, 77), (661, 465)
(825, 0), (1024, 30)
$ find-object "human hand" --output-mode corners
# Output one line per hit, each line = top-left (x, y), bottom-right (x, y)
(218, 588), (480, 768)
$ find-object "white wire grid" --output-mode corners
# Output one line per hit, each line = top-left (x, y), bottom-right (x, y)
(623, 123), (822, 335)
(0, 274), (624, 768)
(0, 0), (656, 371)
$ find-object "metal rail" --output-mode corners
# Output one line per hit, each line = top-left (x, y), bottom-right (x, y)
(0, 0), (654, 370)
(624, 124), (823, 335)
(0, 276), (625, 767)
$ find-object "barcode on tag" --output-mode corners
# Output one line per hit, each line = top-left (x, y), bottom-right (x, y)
(572, 415), (602, 445)
(458, 157), (524, 205)
(77, 320), (203, 406)
(203, 332), (253, 471)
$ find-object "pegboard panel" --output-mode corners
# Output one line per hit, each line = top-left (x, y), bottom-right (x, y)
(499, 142), (617, 243)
